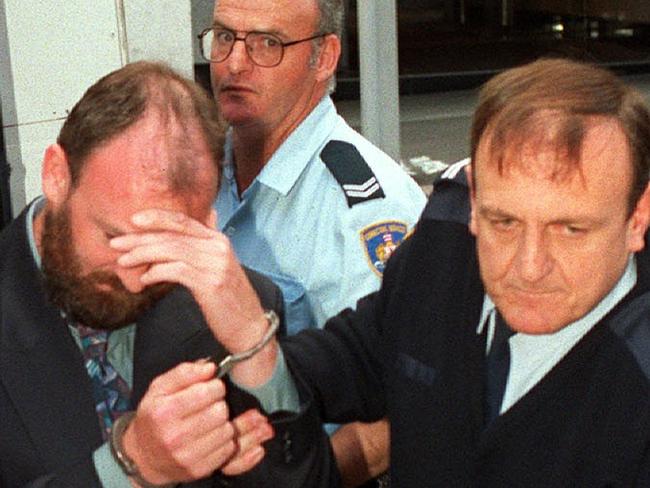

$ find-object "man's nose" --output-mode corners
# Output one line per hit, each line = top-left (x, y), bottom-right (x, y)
(516, 228), (553, 283)
(226, 39), (253, 74)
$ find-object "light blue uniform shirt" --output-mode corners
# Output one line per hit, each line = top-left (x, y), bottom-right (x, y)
(215, 96), (426, 334)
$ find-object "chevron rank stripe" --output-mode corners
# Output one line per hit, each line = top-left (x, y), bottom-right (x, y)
(440, 157), (470, 180)
(320, 140), (386, 207)
(343, 177), (381, 198)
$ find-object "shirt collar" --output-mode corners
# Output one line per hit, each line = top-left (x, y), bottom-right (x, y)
(26, 196), (46, 269)
(223, 96), (338, 197)
(476, 255), (637, 337)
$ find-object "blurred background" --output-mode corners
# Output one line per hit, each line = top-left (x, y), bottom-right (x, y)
(2, 0), (650, 227)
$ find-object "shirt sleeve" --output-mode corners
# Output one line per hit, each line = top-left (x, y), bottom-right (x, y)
(93, 442), (132, 487)
(231, 347), (301, 413)
(315, 191), (425, 325)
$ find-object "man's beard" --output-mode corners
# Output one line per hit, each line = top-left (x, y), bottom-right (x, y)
(40, 205), (174, 330)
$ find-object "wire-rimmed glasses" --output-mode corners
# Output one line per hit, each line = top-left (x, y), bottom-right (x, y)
(198, 27), (329, 67)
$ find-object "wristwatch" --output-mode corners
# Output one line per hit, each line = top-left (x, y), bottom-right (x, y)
(109, 412), (175, 488)
(214, 309), (280, 378)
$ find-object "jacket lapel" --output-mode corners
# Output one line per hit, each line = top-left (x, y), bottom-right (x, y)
(132, 286), (226, 404)
(0, 209), (102, 467)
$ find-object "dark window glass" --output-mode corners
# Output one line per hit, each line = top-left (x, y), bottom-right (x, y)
(336, 0), (650, 98)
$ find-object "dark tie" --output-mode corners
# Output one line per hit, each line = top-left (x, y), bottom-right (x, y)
(485, 311), (515, 423)
(77, 325), (132, 440)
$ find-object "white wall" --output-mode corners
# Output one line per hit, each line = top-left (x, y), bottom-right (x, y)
(0, 0), (193, 215)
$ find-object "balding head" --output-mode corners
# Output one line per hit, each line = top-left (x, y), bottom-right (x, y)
(57, 61), (225, 199)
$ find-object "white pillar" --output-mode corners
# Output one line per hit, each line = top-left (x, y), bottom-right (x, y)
(0, 0), (193, 214)
(356, 0), (400, 161)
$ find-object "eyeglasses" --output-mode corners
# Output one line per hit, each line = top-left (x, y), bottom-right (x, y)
(198, 27), (329, 68)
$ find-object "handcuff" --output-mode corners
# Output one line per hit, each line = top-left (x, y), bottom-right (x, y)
(110, 310), (280, 485)
(213, 309), (280, 378)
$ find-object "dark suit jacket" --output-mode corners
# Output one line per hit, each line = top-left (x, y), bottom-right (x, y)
(0, 205), (306, 487)
(274, 170), (650, 487)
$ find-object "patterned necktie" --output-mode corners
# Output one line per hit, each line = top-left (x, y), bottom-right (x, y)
(485, 311), (515, 423)
(77, 324), (132, 440)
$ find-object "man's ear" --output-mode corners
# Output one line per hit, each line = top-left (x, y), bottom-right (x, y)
(314, 34), (341, 83)
(465, 163), (478, 236)
(41, 144), (71, 206)
(627, 182), (650, 252)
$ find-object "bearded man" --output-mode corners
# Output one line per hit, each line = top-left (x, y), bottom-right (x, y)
(0, 61), (330, 488)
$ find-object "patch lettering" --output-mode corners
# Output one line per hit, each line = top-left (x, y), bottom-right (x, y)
(360, 221), (408, 275)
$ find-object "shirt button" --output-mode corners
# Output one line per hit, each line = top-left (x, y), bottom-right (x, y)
(225, 226), (235, 236)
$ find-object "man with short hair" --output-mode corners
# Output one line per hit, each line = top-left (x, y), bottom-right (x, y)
(179, 58), (650, 485)
(201, 1), (426, 482)
(0, 61), (309, 487)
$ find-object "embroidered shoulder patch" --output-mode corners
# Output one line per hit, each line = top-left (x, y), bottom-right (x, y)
(360, 221), (408, 275)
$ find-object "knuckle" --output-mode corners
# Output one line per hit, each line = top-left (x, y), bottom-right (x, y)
(176, 361), (194, 376)
(150, 402), (175, 427)
(213, 401), (230, 423)
(148, 374), (166, 391)
(220, 421), (236, 441)
(214, 379), (226, 397)
(175, 261), (192, 275)
(223, 439), (237, 458)
(170, 240), (186, 255)
(186, 463), (211, 480)
(160, 428), (183, 452)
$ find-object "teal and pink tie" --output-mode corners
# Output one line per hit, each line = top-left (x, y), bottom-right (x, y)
(77, 325), (132, 440)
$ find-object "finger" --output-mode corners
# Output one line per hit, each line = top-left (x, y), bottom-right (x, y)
(160, 426), (238, 482)
(232, 410), (274, 455)
(114, 235), (230, 269)
(174, 421), (239, 478)
(160, 380), (229, 424)
(110, 231), (197, 251)
(131, 209), (215, 238)
(232, 409), (273, 440)
(162, 403), (236, 462)
(138, 261), (208, 290)
(221, 445), (266, 476)
(147, 361), (219, 397)
(189, 412), (237, 456)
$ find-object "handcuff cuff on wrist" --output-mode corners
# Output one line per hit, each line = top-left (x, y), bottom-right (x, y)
(109, 310), (280, 486)
(213, 309), (280, 378)
(110, 411), (175, 488)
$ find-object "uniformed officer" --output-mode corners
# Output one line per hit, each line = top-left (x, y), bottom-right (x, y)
(201, 0), (426, 484)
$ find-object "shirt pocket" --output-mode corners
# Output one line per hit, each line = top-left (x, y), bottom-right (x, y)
(252, 269), (316, 336)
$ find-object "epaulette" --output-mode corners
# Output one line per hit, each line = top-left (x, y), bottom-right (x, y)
(320, 140), (385, 207)
(606, 291), (650, 381)
(421, 158), (471, 225)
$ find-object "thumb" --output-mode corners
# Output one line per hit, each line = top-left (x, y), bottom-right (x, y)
(148, 360), (218, 397)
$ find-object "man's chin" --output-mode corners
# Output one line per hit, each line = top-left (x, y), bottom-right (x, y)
(65, 282), (175, 331)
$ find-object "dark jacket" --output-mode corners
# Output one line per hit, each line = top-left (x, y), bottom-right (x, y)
(0, 205), (333, 487)
(273, 170), (650, 487)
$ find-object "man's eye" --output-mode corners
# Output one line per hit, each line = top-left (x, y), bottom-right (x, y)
(563, 225), (587, 236)
(490, 218), (515, 231)
(215, 29), (234, 43)
(260, 35), (280, 48)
